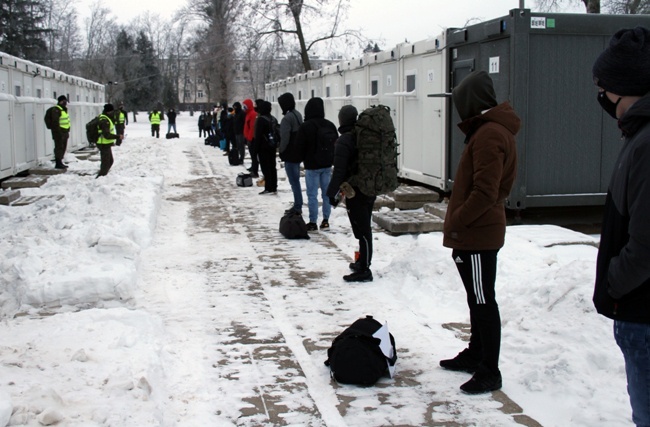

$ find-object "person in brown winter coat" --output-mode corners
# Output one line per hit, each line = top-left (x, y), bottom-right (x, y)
(439, 70), (520, 395)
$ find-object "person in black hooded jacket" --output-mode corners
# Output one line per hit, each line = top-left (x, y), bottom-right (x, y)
(326, 105), (375, 283)
(295, 97), (338, 230)
(255, 100), (278, 194)
(233, 102), (246, 163)
(278, 93), (304, 214)
(592, 26), (650, 427)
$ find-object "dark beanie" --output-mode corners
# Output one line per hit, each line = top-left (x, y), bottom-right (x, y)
(338, 105), (358, 127)
(103, 103), (114, 113)
(593, 26), (650, 96)
(57, 95), (67, 102)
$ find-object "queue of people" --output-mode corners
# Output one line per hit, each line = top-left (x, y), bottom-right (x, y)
(43, 26), (649, 418)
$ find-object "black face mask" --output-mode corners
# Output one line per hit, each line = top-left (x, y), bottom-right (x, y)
(597, 91), (622, 119)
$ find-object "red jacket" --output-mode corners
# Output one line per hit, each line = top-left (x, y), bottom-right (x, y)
(443, 102), (520, 251)
(243, 99), (257, 142)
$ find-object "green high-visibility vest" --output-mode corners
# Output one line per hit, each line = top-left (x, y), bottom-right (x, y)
(150, 112), (161, 125)
(97, 114), (115, 145)
(57, 105), (70, 130)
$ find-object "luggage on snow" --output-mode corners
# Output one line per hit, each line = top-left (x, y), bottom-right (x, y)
(205, 135), (219, 146)
(325, 315), (397, 386)
(166, 132), (180, 139)
(228, 149), (241, 166)
(236, 172), (253, 187)
(279, 211), (310, 240)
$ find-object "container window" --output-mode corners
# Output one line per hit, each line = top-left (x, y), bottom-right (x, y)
(371, 80), (378, 96)
(406, 74), (416, 92)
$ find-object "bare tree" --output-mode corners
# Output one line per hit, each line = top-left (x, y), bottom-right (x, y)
(536, 0), (600, 12)
(179, 0), (243, 105)
(42, 0), (82, 74)
(246, 0), (363, 71)
(604, 0), (650, 13)
(80, 1), (118, 83)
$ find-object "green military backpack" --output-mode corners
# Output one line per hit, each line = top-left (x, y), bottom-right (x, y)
(348, 105), (399, 197)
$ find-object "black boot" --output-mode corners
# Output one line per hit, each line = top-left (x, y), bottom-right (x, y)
(343, 269), (373, 282)
(55, 160), (67, 170)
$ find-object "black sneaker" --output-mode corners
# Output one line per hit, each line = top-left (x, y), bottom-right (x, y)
(439, 349), (481, 373)
(320, 219), (329, 230)
(250, 173), (259, 178)
(343, 270), (373, 282)
(460, 371), (502, 394)
(259, 190), (276, 195)
(306, 222), (318, 232)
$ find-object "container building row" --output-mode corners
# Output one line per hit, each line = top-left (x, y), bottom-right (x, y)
(266, 8), (650, 210)
(0, 52), (105, 180)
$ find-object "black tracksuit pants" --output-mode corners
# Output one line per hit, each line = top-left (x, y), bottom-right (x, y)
(346, 192), (376, 270)
(452, 249), (501, 376)
(258, 146), (277, 192)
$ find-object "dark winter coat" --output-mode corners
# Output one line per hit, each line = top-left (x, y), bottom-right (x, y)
(295, 97), (338, 170)
(167, 110), (177, 124)
(442, 101), (520, 251)
(326, 124), (358, 199)
(233, 102), (245, 135)
(278, 93), (304, 163)
(254, 101), (276, 153)
(594, 94), (650, 323)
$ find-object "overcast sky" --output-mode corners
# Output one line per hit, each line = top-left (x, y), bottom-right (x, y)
(76, 0), (586, 51)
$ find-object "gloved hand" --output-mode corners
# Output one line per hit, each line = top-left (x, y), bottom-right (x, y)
(329, 196), (339, 208)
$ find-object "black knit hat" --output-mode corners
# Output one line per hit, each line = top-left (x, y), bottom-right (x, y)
(593, 26), (650, 96)
(103, 103), (114, 113)
(57, 95), (67, 102)
(338, 105), (358, 127)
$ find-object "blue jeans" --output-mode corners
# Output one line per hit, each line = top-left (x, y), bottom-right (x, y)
(167, 123), (177, 133)
(285, 162), (303, 212)
(615, 320), (650, 427)
(305, 168), (331, 223)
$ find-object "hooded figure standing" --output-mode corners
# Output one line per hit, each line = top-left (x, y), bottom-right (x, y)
(96, 103), (122, 178)
(255, 100), (279, 194)
(295, 97), (338, 230)
(233, 102), (246, 164)
(327, 105), (376, 283)
(439, 70), (520, 394)
(278, 93), (304, 214)
(592, 26), (650, 427)
(243, 98), (259, 178)
(50, 95), (70, 169)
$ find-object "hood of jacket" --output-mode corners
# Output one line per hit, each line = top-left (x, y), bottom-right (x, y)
(457, 101), (521, 139)
(619, 93), (650, 137)
(243, 99), (255, 116)
(257, 100), (272, 116)
(304, 97), (325, 120)
(452, 70), (498, 121)
(233, 102), (242, 112)
(278, 93), (296, 115)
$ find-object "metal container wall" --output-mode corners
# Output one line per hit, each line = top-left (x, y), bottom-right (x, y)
(0, 51), (104, 179)
(447, 9), (650, 209)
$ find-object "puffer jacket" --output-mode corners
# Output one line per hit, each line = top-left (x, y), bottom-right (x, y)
(243, 99), (257, 142)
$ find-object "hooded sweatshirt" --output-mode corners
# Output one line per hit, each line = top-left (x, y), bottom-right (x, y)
(296, 97), (338, 170)
(278, 93), (304, 163)
(443, 71), (520, 251)
(594, 94), (650, 322)
(243, 99), (256, 142)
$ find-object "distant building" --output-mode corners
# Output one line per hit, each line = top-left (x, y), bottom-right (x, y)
(177, 56), (334, 111)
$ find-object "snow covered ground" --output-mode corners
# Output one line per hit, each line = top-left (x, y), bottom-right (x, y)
(0, 113), (632, 426)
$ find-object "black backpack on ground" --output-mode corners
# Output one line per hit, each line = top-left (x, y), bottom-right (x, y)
(205, 135), (219, 146)
(166, 132), (179, 139)
(325, 315), (397, 386)
(236, 172), (253, 187)
(228, 149), (241, 166)
(279, 211), (310, 239)
(314, 123), (338, 168)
